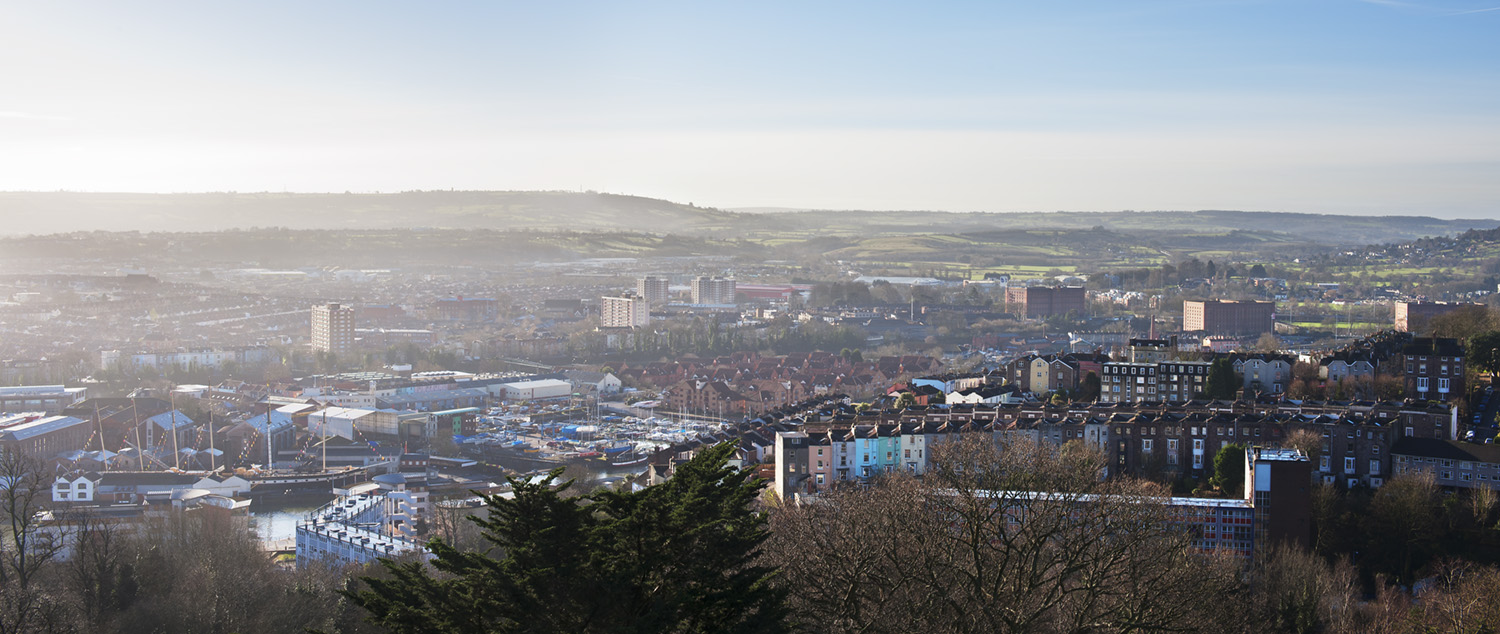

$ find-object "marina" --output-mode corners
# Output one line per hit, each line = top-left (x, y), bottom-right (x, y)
(455, 409), (734, 473)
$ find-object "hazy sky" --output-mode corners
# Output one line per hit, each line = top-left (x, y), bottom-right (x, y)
(3, 1), (1499, 216)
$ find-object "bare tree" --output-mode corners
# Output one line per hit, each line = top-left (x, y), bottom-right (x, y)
(765, 437), (1241, 634)
(66, 510), (135, 631)
(0, 450), (66, 634)
(1248, 545), (1359, 634)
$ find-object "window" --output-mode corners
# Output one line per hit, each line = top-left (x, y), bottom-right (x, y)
(1143, 439), (1154, 453)
(1439, 378), (1450, 392)
(1319, 455), (1330, 472)
(1369, 459), (1380, 474)
(1344, 457), (1356, 474)
(1417, 377), (1429, 392)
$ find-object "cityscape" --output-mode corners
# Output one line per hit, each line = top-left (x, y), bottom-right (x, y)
(4, 1), (1500, 633)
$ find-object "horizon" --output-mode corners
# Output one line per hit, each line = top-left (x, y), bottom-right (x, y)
(0, 189), (1494, 224)
(4, 1), (1500, 218)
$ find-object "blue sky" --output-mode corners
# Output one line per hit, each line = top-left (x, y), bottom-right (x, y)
(3, 1), (1499, 216)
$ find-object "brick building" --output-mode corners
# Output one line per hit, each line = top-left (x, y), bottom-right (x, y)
(1005, 286), (1086, 319)
(1394, 301), (1485, 333)
(1183, 300), (1275, 336)
(1399, 337), (1464, 401)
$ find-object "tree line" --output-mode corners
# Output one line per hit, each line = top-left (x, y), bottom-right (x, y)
(9, 438), (1500, 633)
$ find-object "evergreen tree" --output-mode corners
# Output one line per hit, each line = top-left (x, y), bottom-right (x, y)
(1211, 443), (1246, 497)
(1203, 358), (1239, 400)
(346, 442), (786, 634)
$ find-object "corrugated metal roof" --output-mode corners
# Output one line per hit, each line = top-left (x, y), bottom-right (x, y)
(0, 415), (87, 441)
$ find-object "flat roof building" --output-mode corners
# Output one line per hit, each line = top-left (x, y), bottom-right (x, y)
(311, 303), (355, 354)
(637, 276), (671, 305)
(601, 294), (651, 328)
(1183, 300), (1275, 336)
(0, 385), (88, 415)
(1394, 301), (1485, 333)
(1005, 286), (1086, 319)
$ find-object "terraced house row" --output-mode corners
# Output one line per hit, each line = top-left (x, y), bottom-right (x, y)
(773, 398), (1457, 499)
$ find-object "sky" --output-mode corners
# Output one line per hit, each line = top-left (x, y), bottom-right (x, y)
(2, 1), (1499, 217)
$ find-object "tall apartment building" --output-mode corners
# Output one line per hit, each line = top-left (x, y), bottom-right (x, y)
(1394, 301), (1484, 333)
(1004, 286), (1086, 319)
(637, 276), (670, 305)
(601, 294), (651, 328)
(1182, 300), (1275, 336)
(311, 303), (355, 354)
(691, 276), (737, 305)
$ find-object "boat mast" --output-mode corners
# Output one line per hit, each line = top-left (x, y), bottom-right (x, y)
(168, 392), (182, 470)
(208, 408), (217, 471)
(265, 383), (274, 471)
(92, 400), (107, 472)
(130, 398), (145, 469)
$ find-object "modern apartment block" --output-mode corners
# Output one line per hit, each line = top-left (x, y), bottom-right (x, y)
(1394, 301), (1484, 333)
(311, 303), (355, 354)
(690, 276), (737, 305)
(601, 294), (651, 328)
(1182, 300), (1275, 336)
(1005, 286), (1086, 319)
(637, 276), (671, 305)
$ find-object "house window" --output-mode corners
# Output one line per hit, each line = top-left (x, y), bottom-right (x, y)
(1369, 459), (1380, 474)
(1417, 377), (1429, 392)
(1438, 378), (1450, 392)
(1319, 456), (1330, 472)
(1143, 439), (1154, 453)
(1344, 457), (1356, 474)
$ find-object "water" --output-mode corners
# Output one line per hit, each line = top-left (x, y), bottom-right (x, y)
(249, 493), (335, 544)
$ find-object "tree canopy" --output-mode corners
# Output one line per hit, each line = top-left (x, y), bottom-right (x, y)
(346, 442), (787, 634)
(1203, 358), (1239, 400)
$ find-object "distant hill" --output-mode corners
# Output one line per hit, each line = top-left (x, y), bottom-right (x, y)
(0, 191), (1490, 245)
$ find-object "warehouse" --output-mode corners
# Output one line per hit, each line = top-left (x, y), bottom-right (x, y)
(499, 379), (572, 401)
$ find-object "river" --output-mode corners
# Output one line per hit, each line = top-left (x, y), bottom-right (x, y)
(249, 493), (335, 544)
